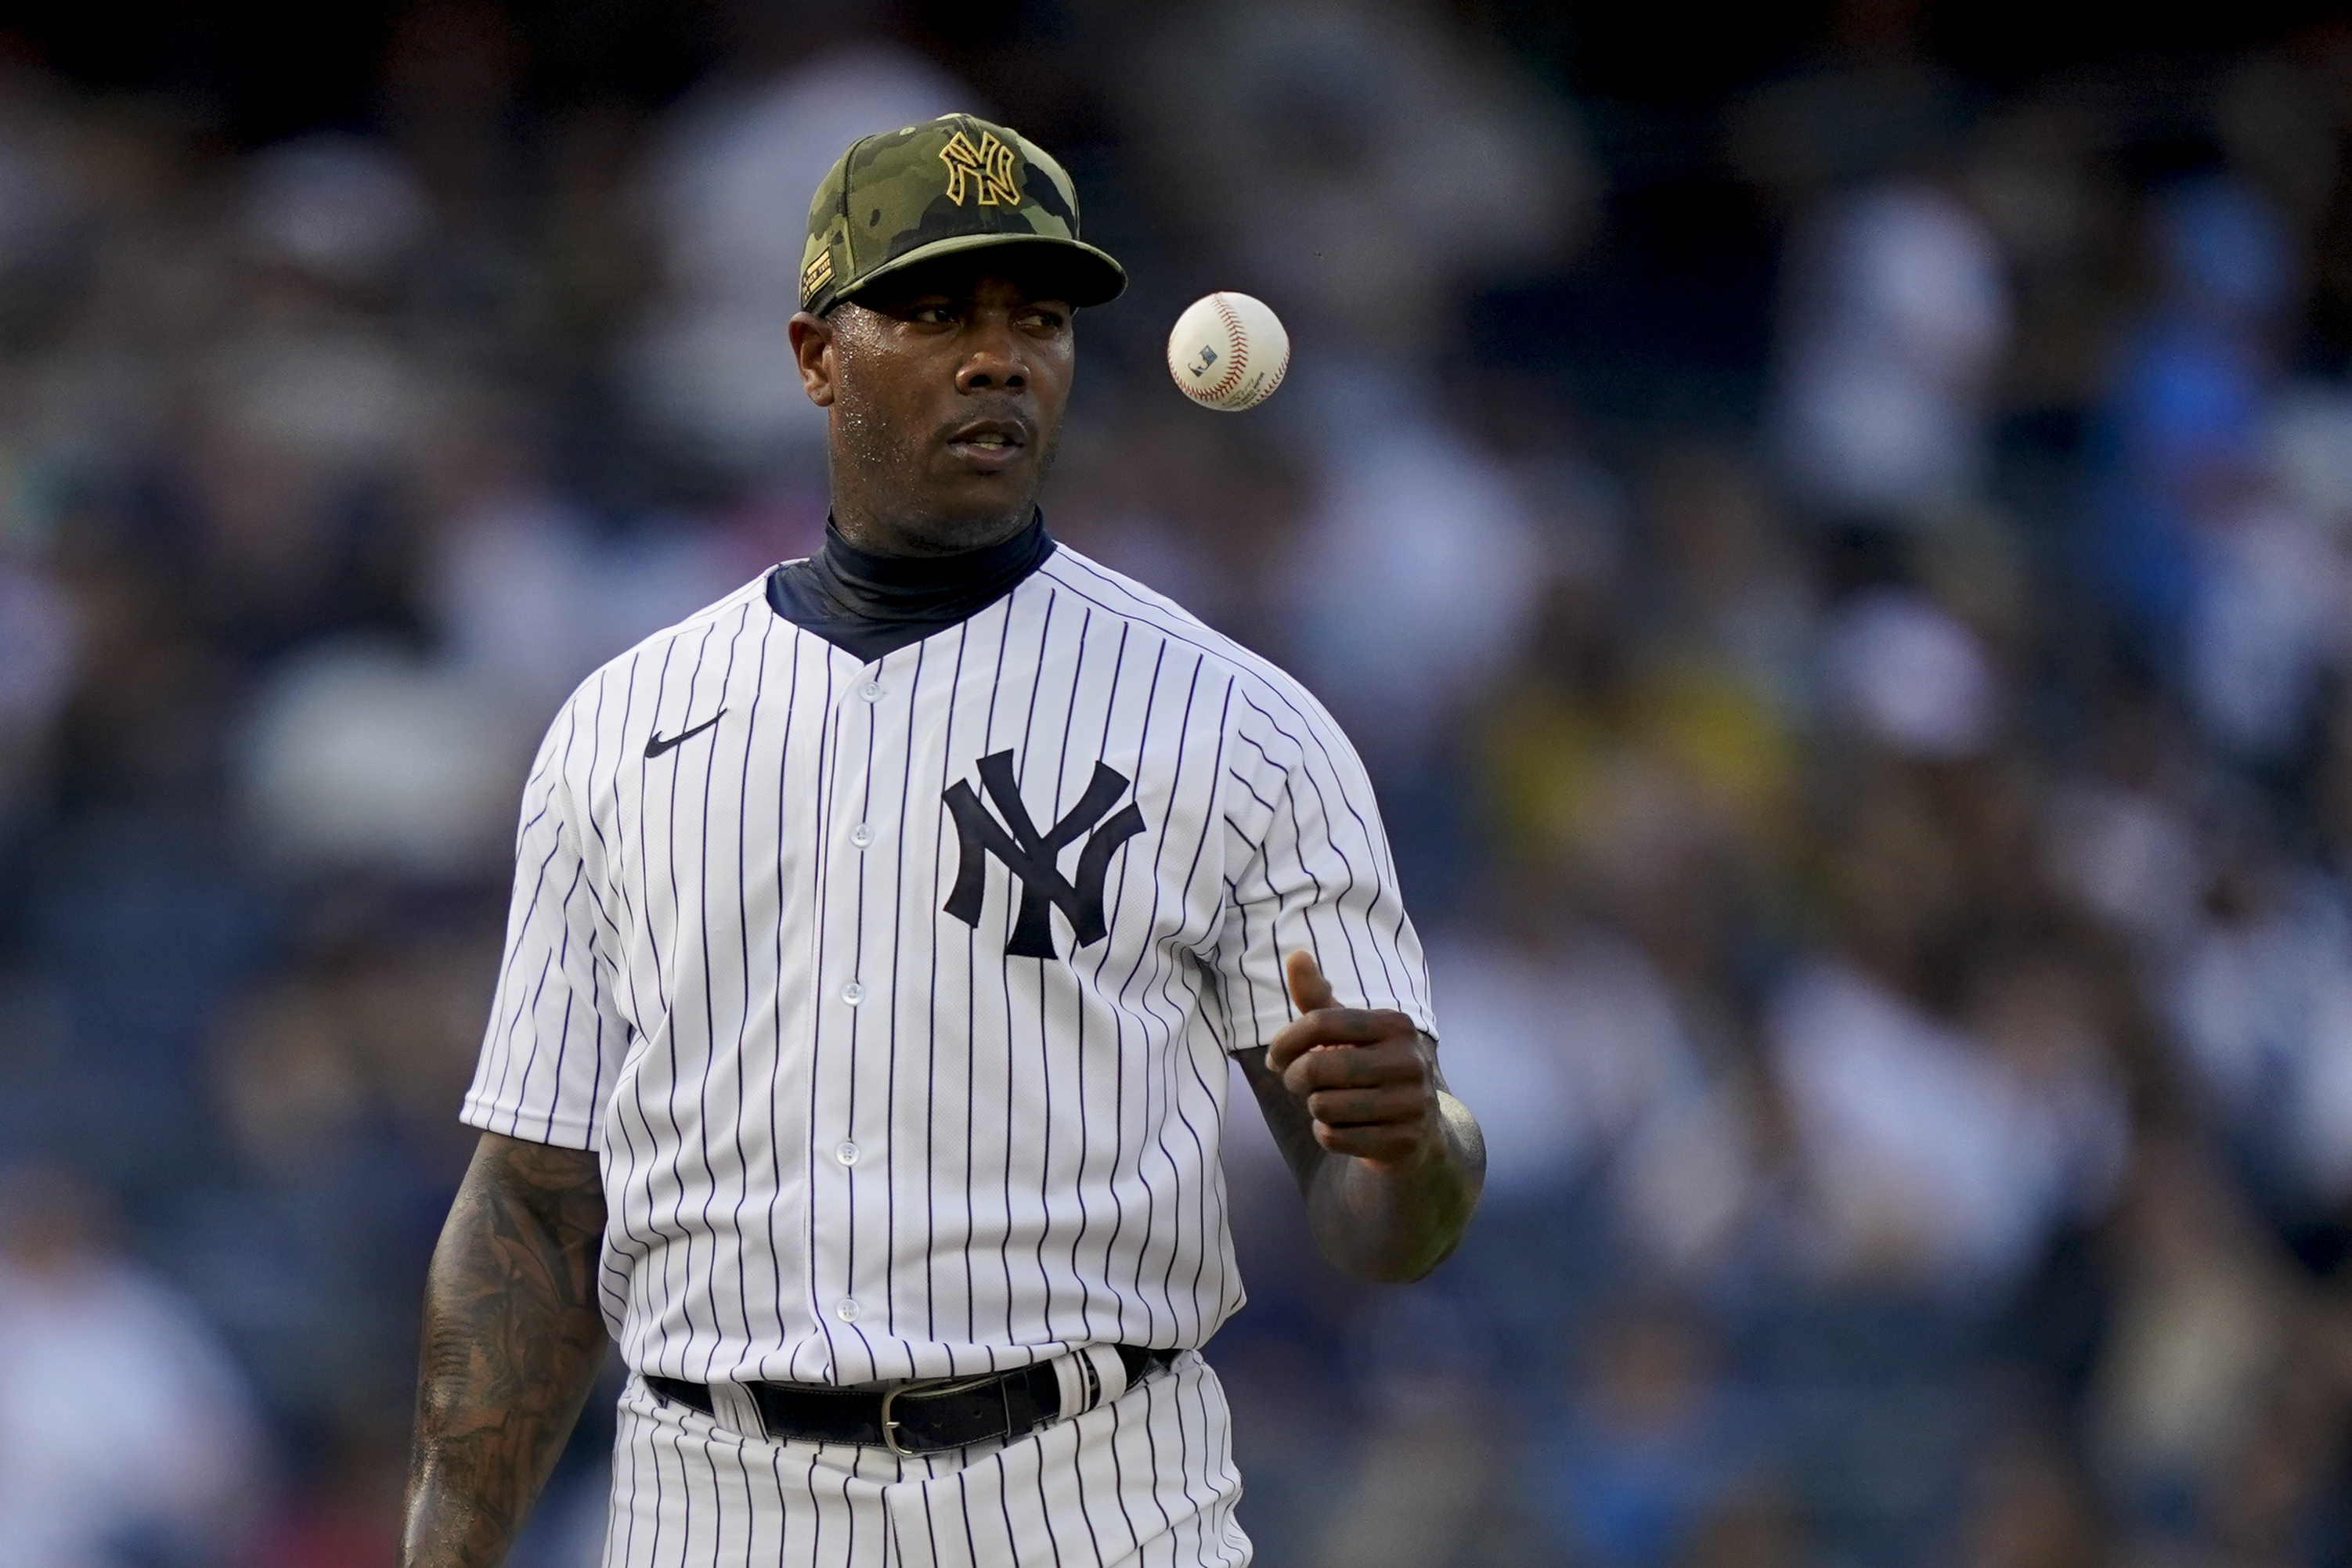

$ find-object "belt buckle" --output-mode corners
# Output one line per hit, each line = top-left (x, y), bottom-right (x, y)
(877, 1372), (1002, 1457)
(878, 1379), (923, 1457)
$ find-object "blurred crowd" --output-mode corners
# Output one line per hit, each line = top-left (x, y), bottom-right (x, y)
(4, 1), (2352, 1564)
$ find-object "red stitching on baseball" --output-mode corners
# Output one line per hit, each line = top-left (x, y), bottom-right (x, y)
(1257, 349), (1288, 402)
(1206, 295), (1248, 401)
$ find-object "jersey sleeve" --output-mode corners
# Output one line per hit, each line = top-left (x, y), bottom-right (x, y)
(460, 704), (629, 1149)
(1207, 679), (1437, 1053)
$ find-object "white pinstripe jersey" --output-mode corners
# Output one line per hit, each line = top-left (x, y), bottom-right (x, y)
(461, 544), (1434, 1388)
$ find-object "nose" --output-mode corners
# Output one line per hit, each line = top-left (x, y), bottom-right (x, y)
(954, 314), (1027, 395)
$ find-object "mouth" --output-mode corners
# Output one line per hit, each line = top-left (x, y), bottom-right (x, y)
(943, 418), (1029, 471)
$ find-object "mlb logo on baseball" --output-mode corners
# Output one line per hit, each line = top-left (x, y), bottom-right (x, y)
(1168, 291), (1290, 412)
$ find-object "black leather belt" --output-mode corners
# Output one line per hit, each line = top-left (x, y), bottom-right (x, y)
(646, 1345), (1179, 1455)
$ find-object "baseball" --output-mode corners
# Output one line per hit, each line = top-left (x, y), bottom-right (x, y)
(1167, 292), (1290, 412)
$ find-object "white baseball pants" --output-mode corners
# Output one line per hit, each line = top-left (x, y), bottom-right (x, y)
(599, 1353), (1250, 1567)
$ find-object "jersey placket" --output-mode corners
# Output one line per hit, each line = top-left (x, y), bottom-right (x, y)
(806, 654), (899, 1380)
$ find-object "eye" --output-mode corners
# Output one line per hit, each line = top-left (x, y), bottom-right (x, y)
(909, 304), (958, 325)
(1018, 307), (1068, 332)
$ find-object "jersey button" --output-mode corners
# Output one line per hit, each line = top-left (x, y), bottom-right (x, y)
(836, 1298), (859, 1321)
(835, 1141), (859, 1166)
(841, 982), (865, 1005)
(857, 679), (885, 702)
(849, 823), (874, 849)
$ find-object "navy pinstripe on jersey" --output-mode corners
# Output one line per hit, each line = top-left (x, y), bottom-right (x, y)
(462, 544), (1434, 1390)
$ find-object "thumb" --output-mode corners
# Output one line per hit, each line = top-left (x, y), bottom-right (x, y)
(1285, 950), (1337, 1014)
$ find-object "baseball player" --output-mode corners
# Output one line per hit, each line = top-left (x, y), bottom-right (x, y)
(400, 114), (1485, 1568)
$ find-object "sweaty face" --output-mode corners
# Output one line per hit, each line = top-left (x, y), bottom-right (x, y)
(803, 260), (1075, 557)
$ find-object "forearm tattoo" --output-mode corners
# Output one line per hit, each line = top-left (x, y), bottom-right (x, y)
(401, 1133), (610, 1568)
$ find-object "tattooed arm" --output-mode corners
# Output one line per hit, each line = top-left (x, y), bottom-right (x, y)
(401, 1132), (609, 1568)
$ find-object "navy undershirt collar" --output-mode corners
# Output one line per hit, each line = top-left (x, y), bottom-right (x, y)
(765, 511), (1055, 662)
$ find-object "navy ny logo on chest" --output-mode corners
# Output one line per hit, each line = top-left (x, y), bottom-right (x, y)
(943, 750), (1147, 958)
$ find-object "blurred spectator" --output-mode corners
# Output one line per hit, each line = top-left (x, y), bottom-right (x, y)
(1637, 445), (1817, 726)
(238, 135), (432, 290)
(0, 1167), (264, 1568)
(417, 417), (768, 725)
(2087, 1141), (2300, 1552)
(1286, 382), (1547, 766)
(1121, 0), (1595, 350)
(2042, 773), (2208, 959)
(1535, 1307), (1748, 1568)
(1764, 950), (2124, 1289)
(1311, 1291), (1510, 1568)
(1820, 585), (2000, 759)
(1766, 182), (2012, 525)
(2267, 382), (2352, 532)
(2185, 489), (2342, 766)
(626, 36), (967, 479)
(0, 553), (77, 824)
(2090, 176), (2295, 680)
(235, 634), (525, 878)
(2166, 835), (2352, 1221)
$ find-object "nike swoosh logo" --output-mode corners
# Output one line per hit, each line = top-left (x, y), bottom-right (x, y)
(644, 712), (726, 759)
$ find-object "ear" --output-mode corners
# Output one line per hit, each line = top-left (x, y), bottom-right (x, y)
(788, 312), (837, 409)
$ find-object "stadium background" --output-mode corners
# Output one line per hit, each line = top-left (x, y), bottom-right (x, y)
(2, 0), (2351, 1563)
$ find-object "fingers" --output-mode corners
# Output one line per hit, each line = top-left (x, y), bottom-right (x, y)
(1267, 1005), (1416, 1065)
(1281, 1035), (1423, 1092)
(1271, 952), (1434, 1166)
(1282, 1035), (1432, 1134)
(1312, 1119), (1428, 1165)
(1302, 1083), (1428, 1128)
(1285, 950), (1336, 1014)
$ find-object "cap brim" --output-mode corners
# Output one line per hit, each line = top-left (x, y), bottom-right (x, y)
(838, 232), (1127, 312)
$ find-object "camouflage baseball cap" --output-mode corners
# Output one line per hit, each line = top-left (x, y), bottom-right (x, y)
(799, 114), (1126, 316)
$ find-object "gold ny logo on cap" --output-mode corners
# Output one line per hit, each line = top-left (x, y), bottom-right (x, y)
(939, 130), (1020, 207)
